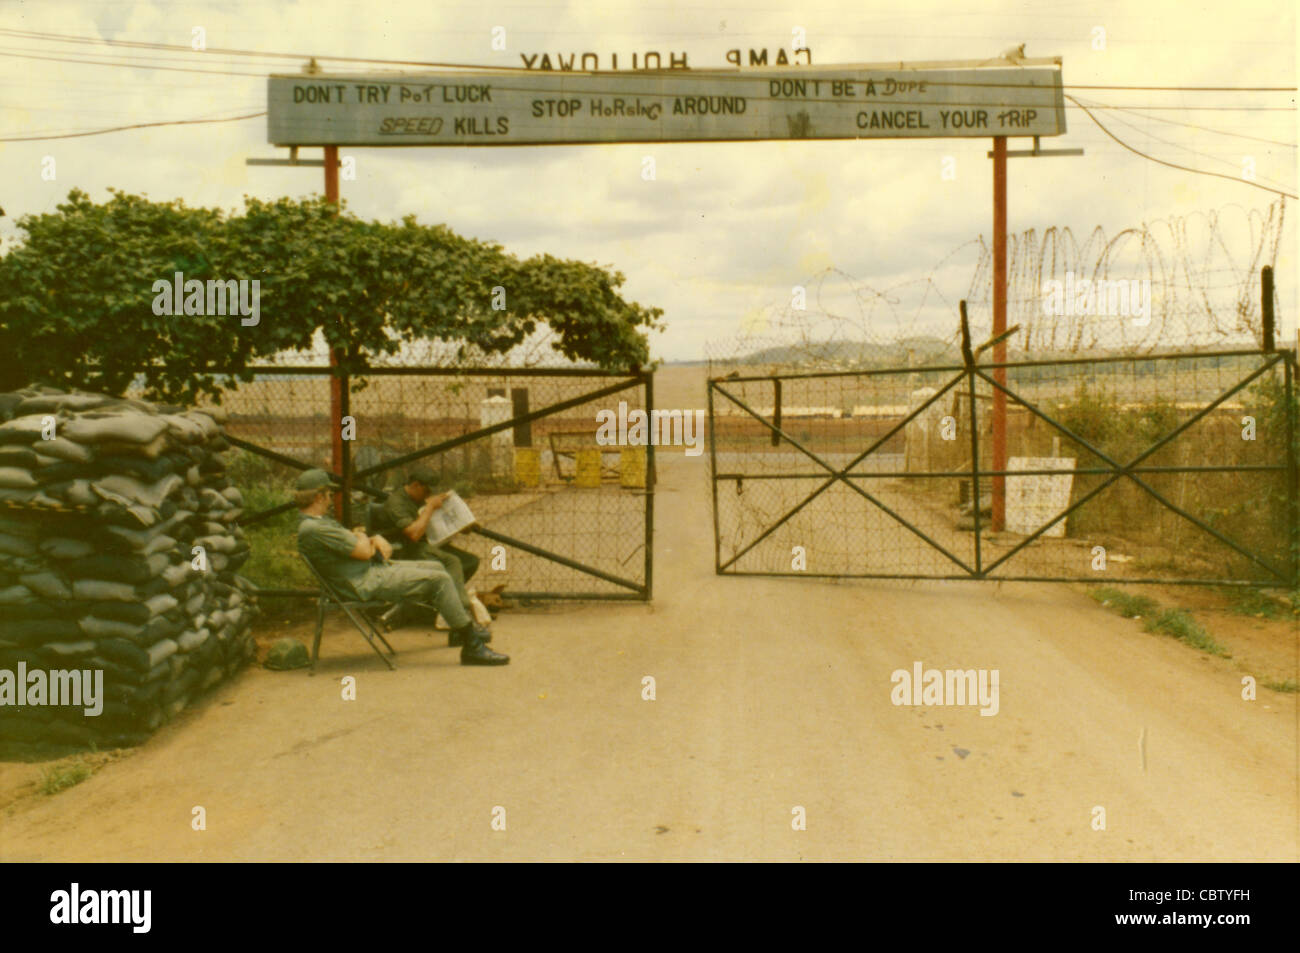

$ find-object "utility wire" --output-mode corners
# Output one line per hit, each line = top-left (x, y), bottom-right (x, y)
(1066, 95), (1297, 199)
(0, 27), (1295, 92)
(0, 111), (265, 143)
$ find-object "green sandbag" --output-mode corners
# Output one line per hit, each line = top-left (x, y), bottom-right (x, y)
(0, 584), (35, 606)
(61, 413), (169, 445)
(95, 434), (170, 460)
(0, 515), (40, 537)
(139, 614), (185, 645)
(63, 480), (97, 506)
(38, 537), (96, 560)
(0, 533), (37, 557)
(0, 467), (38, 489)
(93, 453), (186, 482)
(95, 472), (184, 509)
(19, 571), (72, 600)
(0, 648), (46, 669)
(72, 578), (138, 602)
(176, 628), (210, 653)
(65, 552), (167, 584)
(0, 552), (44, 573)
(0, 415), (46, 444)
(36, 436), (95, 464)
(0, 447), (39, 468)
(33, 462), (87, 484)
(78, 616), (146, 640)
(94, 500), (160, 529)
(40, 639), (97, 659)
(0, 618), (82, 646)
(95, 638), (150, 671)
(15, 393), (113, 415)
(84, 601), (150, 624)
(1, 602), (57, 621)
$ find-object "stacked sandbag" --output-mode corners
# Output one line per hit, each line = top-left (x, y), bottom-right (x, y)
(0, 386), (259, 747)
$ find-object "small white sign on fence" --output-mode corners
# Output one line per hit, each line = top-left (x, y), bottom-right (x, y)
(1005, 456), (1075, 538)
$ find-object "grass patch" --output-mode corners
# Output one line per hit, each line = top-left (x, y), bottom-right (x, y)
(1091, 588), (1233, 659)
(1142, 609), (1232, 658)
(239, 484), (313, 590)
(40, 760), (93, 795)
(1088, 587), (1158, 619)
(1221, 586), (1289, 620)
(1262, 679), (1299, 694)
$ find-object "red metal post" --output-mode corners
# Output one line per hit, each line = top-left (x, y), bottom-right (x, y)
(324, 145), (345, 520)
(991, 136), (1007, 532)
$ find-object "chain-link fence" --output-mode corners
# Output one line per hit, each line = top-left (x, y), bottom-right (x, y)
(709, 346), (1295, 585)
(166, 366), (654, 601)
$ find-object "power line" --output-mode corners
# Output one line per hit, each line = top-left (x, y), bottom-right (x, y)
(1065, 95), (1297, 199)
(0, 49), (270, 78)
(0, 111), (265, 143)
(1072, 99), (1295, 148)
(0, 27), (1295, 92)
(1073, 97), (1296, 194)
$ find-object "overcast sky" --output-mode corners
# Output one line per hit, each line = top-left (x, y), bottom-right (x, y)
(1, 0), (1296, 361)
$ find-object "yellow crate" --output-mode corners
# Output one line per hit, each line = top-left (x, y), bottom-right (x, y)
(619, 446), (646, 488)
(514, 447), (540, 486)
(574, 448), (603, 487)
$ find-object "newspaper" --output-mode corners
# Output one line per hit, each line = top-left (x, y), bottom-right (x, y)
(425, 490), (477, 546)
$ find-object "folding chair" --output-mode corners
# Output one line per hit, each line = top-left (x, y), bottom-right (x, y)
(299, 553), (399, 671)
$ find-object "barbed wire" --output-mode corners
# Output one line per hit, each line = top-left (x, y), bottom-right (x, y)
(708, 198), (1290, 372)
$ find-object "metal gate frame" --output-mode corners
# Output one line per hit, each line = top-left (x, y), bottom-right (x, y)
(230, 365), (655, 601)
(709, 347), (1298, 587)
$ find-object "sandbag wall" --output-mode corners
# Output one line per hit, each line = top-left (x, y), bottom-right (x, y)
(0, 387), (258, 747)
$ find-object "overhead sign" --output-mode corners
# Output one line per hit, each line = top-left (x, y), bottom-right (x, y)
(267, 65), (1066, 147)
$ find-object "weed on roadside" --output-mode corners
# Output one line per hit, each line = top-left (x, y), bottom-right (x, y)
(1142, 609), (1232, 658)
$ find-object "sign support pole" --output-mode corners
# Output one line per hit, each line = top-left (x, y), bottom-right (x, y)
(991, 135), (1008, 533)
(323, 144), (349, 523)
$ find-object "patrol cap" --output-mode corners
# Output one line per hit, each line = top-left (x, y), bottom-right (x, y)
(408, 466), (437, 487)
(294, 468), (334, 491)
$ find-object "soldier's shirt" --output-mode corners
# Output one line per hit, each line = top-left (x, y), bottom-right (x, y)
(297, 513), (370, 593)
(380, 488), (434, 557)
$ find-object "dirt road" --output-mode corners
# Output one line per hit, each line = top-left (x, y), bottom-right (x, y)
(1, 455), (1295, 861)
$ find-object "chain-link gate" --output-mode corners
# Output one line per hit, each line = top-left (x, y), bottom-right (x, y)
(216, 366), (654, 601)
(709, 347), (1297, 586)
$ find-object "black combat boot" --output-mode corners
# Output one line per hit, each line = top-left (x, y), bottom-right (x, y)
(448, 621), (491, 647)
(460, 627), (509, 666)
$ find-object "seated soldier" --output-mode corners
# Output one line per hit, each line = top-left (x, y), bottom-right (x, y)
(377, 466), (482, 626)
(293, 468), (508, 666)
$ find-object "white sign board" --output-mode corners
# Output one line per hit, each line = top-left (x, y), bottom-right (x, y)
(1005, 456), (1075, 538)
(268, 65), (1065, 146)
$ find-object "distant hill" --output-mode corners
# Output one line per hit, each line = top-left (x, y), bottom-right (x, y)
(725, 336), (960, 368)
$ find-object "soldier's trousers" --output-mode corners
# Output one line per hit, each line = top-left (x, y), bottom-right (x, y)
(400, 541), (478, 612)
(351, 560), (471, 631)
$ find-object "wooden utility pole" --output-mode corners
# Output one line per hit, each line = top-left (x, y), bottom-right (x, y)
(246, 140), (347, 519)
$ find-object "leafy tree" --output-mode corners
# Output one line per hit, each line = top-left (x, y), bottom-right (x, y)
(0, 189), (662, 401)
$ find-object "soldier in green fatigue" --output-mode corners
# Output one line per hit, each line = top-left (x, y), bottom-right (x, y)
(377, 466), (481, 631)
(293, 469), (507, 666)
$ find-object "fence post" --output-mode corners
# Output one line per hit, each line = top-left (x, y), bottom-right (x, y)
(1262, 265), (1275, 352)
(961, 300), (982, 575)
(771, 378), (782, 447)
(340, 367), (352, 527)
(643, 369), (654, 600)
(1286, 354), (1298, 585)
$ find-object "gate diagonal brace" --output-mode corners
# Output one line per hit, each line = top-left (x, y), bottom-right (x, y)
(352, 376), (644, 481)
(973, 356), (1292, 583)
(712, 375), (974, 574)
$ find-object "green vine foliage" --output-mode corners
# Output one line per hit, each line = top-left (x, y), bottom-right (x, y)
(0, 189), (663, 403)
